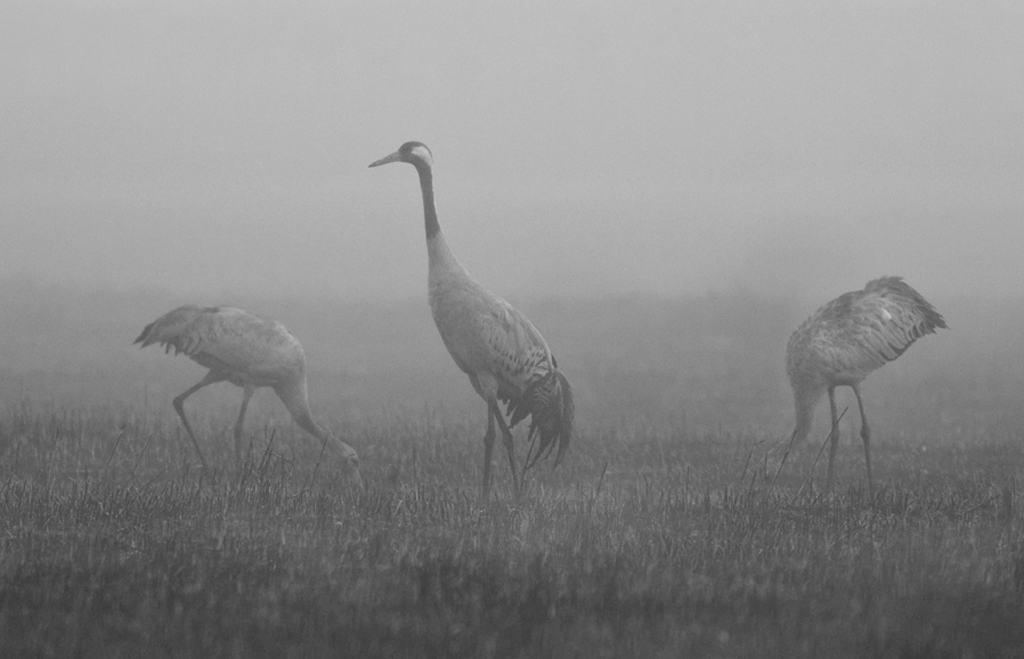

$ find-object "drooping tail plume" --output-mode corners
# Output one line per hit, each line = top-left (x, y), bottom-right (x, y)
(133, 306), (209, 356)
(508, 368), (575, 472)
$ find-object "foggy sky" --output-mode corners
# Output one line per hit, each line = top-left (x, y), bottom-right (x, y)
(2, 1), (1022, 303)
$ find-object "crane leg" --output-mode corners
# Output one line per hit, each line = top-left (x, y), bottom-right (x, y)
(481, 404), (497, 500)
(172, 371), (225, 470)
(852, 383), (873, 499)
(492, 404), (521, 494)
(233, 385), (255, 470)
(825, 386), (839, 493)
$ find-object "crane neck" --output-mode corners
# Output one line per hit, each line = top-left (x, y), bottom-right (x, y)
(277, 380), (359, 462)
(415, 164), (441, 240)
(791, 388), (818, 445)
(413, 161), (471, 284)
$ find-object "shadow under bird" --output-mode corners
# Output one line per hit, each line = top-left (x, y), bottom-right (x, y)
(784, 276), (947, 496)
(369, 141), (574, 499)
(134, 305), (362, 486)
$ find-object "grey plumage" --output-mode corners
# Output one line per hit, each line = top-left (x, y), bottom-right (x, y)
(785, 276), (947, 495)
(370, 141), (574, 498)
(135, 305), (362, 485)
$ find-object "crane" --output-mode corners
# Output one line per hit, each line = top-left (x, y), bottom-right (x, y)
(135, 305), (362, 486)
(369, 141), (574, 498)
(784, 276), (947, 496)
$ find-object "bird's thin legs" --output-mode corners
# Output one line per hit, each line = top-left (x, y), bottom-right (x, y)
(172, 371), (225, 469)
(233, 385), (255, 470)
(481, 400), (522, 499)
(852, 383), (873, 499)
(825, 386), (840, 493)
(493, 405), (521, 494)
(481, 403), (497, 500)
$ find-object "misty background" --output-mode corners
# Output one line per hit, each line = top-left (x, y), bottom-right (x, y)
(2, 2), (1023, 442)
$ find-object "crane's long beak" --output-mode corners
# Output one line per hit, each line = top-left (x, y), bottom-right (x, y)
(368, 150), (401, 168)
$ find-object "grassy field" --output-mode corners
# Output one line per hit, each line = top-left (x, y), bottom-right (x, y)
(0, 404), (1022, 658)
(1, 281), (1023, 657)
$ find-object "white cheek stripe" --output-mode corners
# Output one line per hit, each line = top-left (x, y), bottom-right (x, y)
(410, 145), (432, 165)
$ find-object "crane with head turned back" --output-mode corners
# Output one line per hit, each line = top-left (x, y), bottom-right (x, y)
(135, 305), (362, 487)
(369, 141), (574, 499)
(784, 276), (947, 496)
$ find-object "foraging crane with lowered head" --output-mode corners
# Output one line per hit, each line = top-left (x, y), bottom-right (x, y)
(785, 276), (947, 496)
(135, 305), (362, 486)
(369, 141), (574, 498)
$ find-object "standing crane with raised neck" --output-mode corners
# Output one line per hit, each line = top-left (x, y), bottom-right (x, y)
(784, 276), (947, 496)
(135, 305), (362, 487)
(369, 141), (574, 499)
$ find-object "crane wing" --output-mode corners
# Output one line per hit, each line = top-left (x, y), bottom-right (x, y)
(136, 306), (303, 382)
(431, 287), (552, 389)
(480, 300), (555, 395)
(135, 305), (209, 355)
(196, 309), (304, 377)
(481, 300), (574, 467)
(809, 279), (945, 377)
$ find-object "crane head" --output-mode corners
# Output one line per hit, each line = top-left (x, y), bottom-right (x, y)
(328, 436), (364, 489)
(369, 141), (433, 169)
(342, 454), (364, 490)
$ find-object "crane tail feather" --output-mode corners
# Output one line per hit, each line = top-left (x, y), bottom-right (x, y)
(133, 321), (156, 346)
(508, 368), (575, 473)
(134, 306), (208, 354)
(550, 369), (575, 466)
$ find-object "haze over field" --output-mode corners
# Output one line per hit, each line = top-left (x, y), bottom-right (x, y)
(2, 1), (1022, 302)
(3, 278), (1022, 447)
